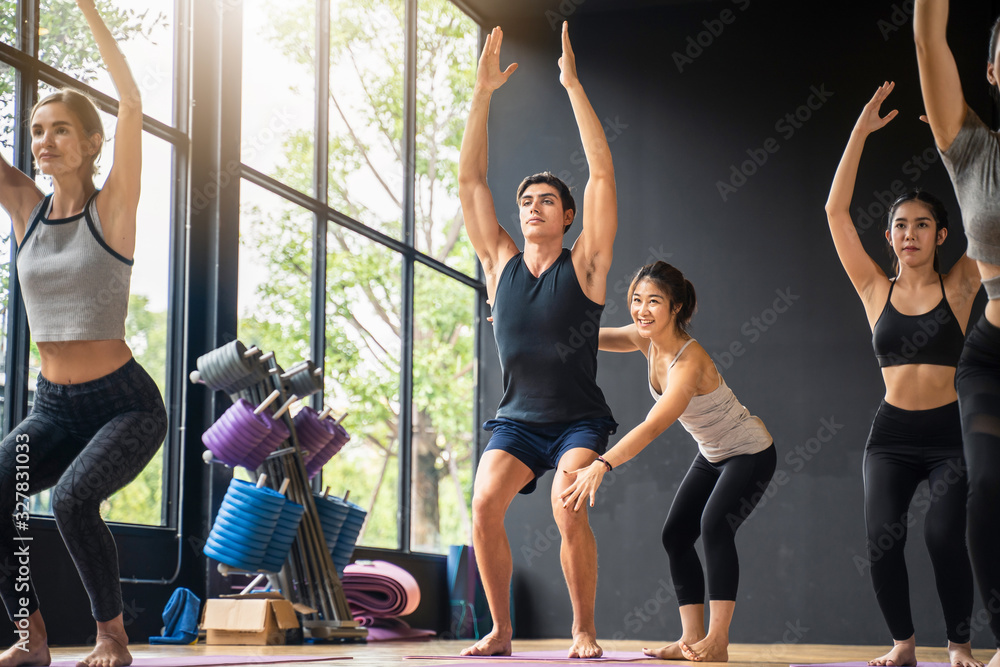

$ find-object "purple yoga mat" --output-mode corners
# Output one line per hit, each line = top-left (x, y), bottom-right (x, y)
(403, 650), (649, 662)
(790, 664), (951, 667)
(343, 560), (420, 622)
(50, 655), (348, 667)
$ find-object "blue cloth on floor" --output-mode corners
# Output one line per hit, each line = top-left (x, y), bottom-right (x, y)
(149, 587), (201, 644)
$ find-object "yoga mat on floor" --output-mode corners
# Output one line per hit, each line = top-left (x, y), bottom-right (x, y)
(404, 650), (649, 662)
(418, 663), (642, 667)
(50, 655), (350, 666)
(790, 663), (951, 667)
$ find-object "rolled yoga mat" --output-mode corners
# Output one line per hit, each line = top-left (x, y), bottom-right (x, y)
(341, 560), (420, 625)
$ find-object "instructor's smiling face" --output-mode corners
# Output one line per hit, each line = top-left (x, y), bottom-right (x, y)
(630, 278), (674, 338)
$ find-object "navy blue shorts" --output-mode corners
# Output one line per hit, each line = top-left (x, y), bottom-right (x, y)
(483, 417), (618, 494)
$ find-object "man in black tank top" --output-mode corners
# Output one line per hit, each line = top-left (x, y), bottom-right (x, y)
(457, 24), (618, 659)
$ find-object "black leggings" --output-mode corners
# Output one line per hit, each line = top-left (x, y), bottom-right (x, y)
(661, 444), (776, 605)
(863, 400), (973, 644)
(0, 359), (167, 622)
(956, 314), (1000, 649)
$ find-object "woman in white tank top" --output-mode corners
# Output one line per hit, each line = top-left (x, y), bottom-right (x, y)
(560, 261), (775, 663)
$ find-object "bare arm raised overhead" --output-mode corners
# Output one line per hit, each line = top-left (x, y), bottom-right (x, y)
(77, 0), (143, 260)
(459, 26), (519, 300)
(914, 0), (967, 151)
(825, 82), (898, 326)
(562, 22), (617, 304)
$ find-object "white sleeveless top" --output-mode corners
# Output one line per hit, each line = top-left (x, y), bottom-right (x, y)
(16, 192), (132, 342)
(649, 339), (772, 463)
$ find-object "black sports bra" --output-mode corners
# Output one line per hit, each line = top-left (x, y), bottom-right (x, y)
(872, 275), (965, 368)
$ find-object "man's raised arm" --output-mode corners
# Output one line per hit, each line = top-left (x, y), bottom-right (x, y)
(561, 22), (617, 299)
(459, 26), (519, 282)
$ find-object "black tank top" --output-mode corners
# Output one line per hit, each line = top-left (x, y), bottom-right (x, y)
(872, 275), (965, 368)
(492, 249), (613, 424)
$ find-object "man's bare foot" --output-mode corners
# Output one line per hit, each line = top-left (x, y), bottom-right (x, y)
(568, 631), (602, 659)
(643, 635), (706, 660)
(679, 635), (729, 662)
(77, 632), (131, 667)
(948, 640), (983, 667)
(867, 641), (916, 666)
(460, 631), (511, 657)
(0, 637), (50, 667)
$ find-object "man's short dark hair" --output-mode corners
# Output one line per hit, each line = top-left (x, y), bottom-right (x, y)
(515, 172), (576, 234)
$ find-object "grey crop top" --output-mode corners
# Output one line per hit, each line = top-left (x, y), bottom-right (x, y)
(939, 107), (1000, 299)
(16, 191), (133, 342)
(649, 339), (772, 463)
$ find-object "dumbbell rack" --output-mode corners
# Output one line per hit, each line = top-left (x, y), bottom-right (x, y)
(196, 342), (367, 641)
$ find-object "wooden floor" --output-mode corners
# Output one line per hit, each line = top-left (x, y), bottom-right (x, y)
(45, 638), (972, 666)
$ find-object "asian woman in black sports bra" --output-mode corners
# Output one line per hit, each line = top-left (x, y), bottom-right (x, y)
(825, 82), (984, 667)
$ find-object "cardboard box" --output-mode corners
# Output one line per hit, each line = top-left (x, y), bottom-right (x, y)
(201, 592), (300, 645)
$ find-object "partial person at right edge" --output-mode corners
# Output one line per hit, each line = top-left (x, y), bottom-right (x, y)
(915, 4), (1000, 667)
(458, 22), (618, 660)
(825, 80), (982, 667)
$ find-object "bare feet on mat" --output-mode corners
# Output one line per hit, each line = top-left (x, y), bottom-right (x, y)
(78, 624), (132, 667)
(948, 642), (984, 667)
(0, 638), (50, 667)
(568, 631), (602, 659)
(460, 631), (512, 656)
(679, 635), (729, 662)
(643, 635), (706, 660)
(868, 638), (916, 666)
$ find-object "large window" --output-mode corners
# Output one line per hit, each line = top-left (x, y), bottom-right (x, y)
(0, 63), (13, 429)
(238, 0), (481, 554)
(0, 1), (183, 528)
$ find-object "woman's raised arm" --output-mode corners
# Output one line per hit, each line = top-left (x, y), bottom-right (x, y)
(825, 82), (896, 312)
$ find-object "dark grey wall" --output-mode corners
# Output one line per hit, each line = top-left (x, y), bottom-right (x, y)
(477, 0), (997, 648)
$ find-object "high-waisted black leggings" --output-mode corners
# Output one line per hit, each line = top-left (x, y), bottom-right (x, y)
(956, 314), (1000, 649)
(661, 444), (776, 605)
(863, 400), (973, 644)
(0, 358), (167, 623)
